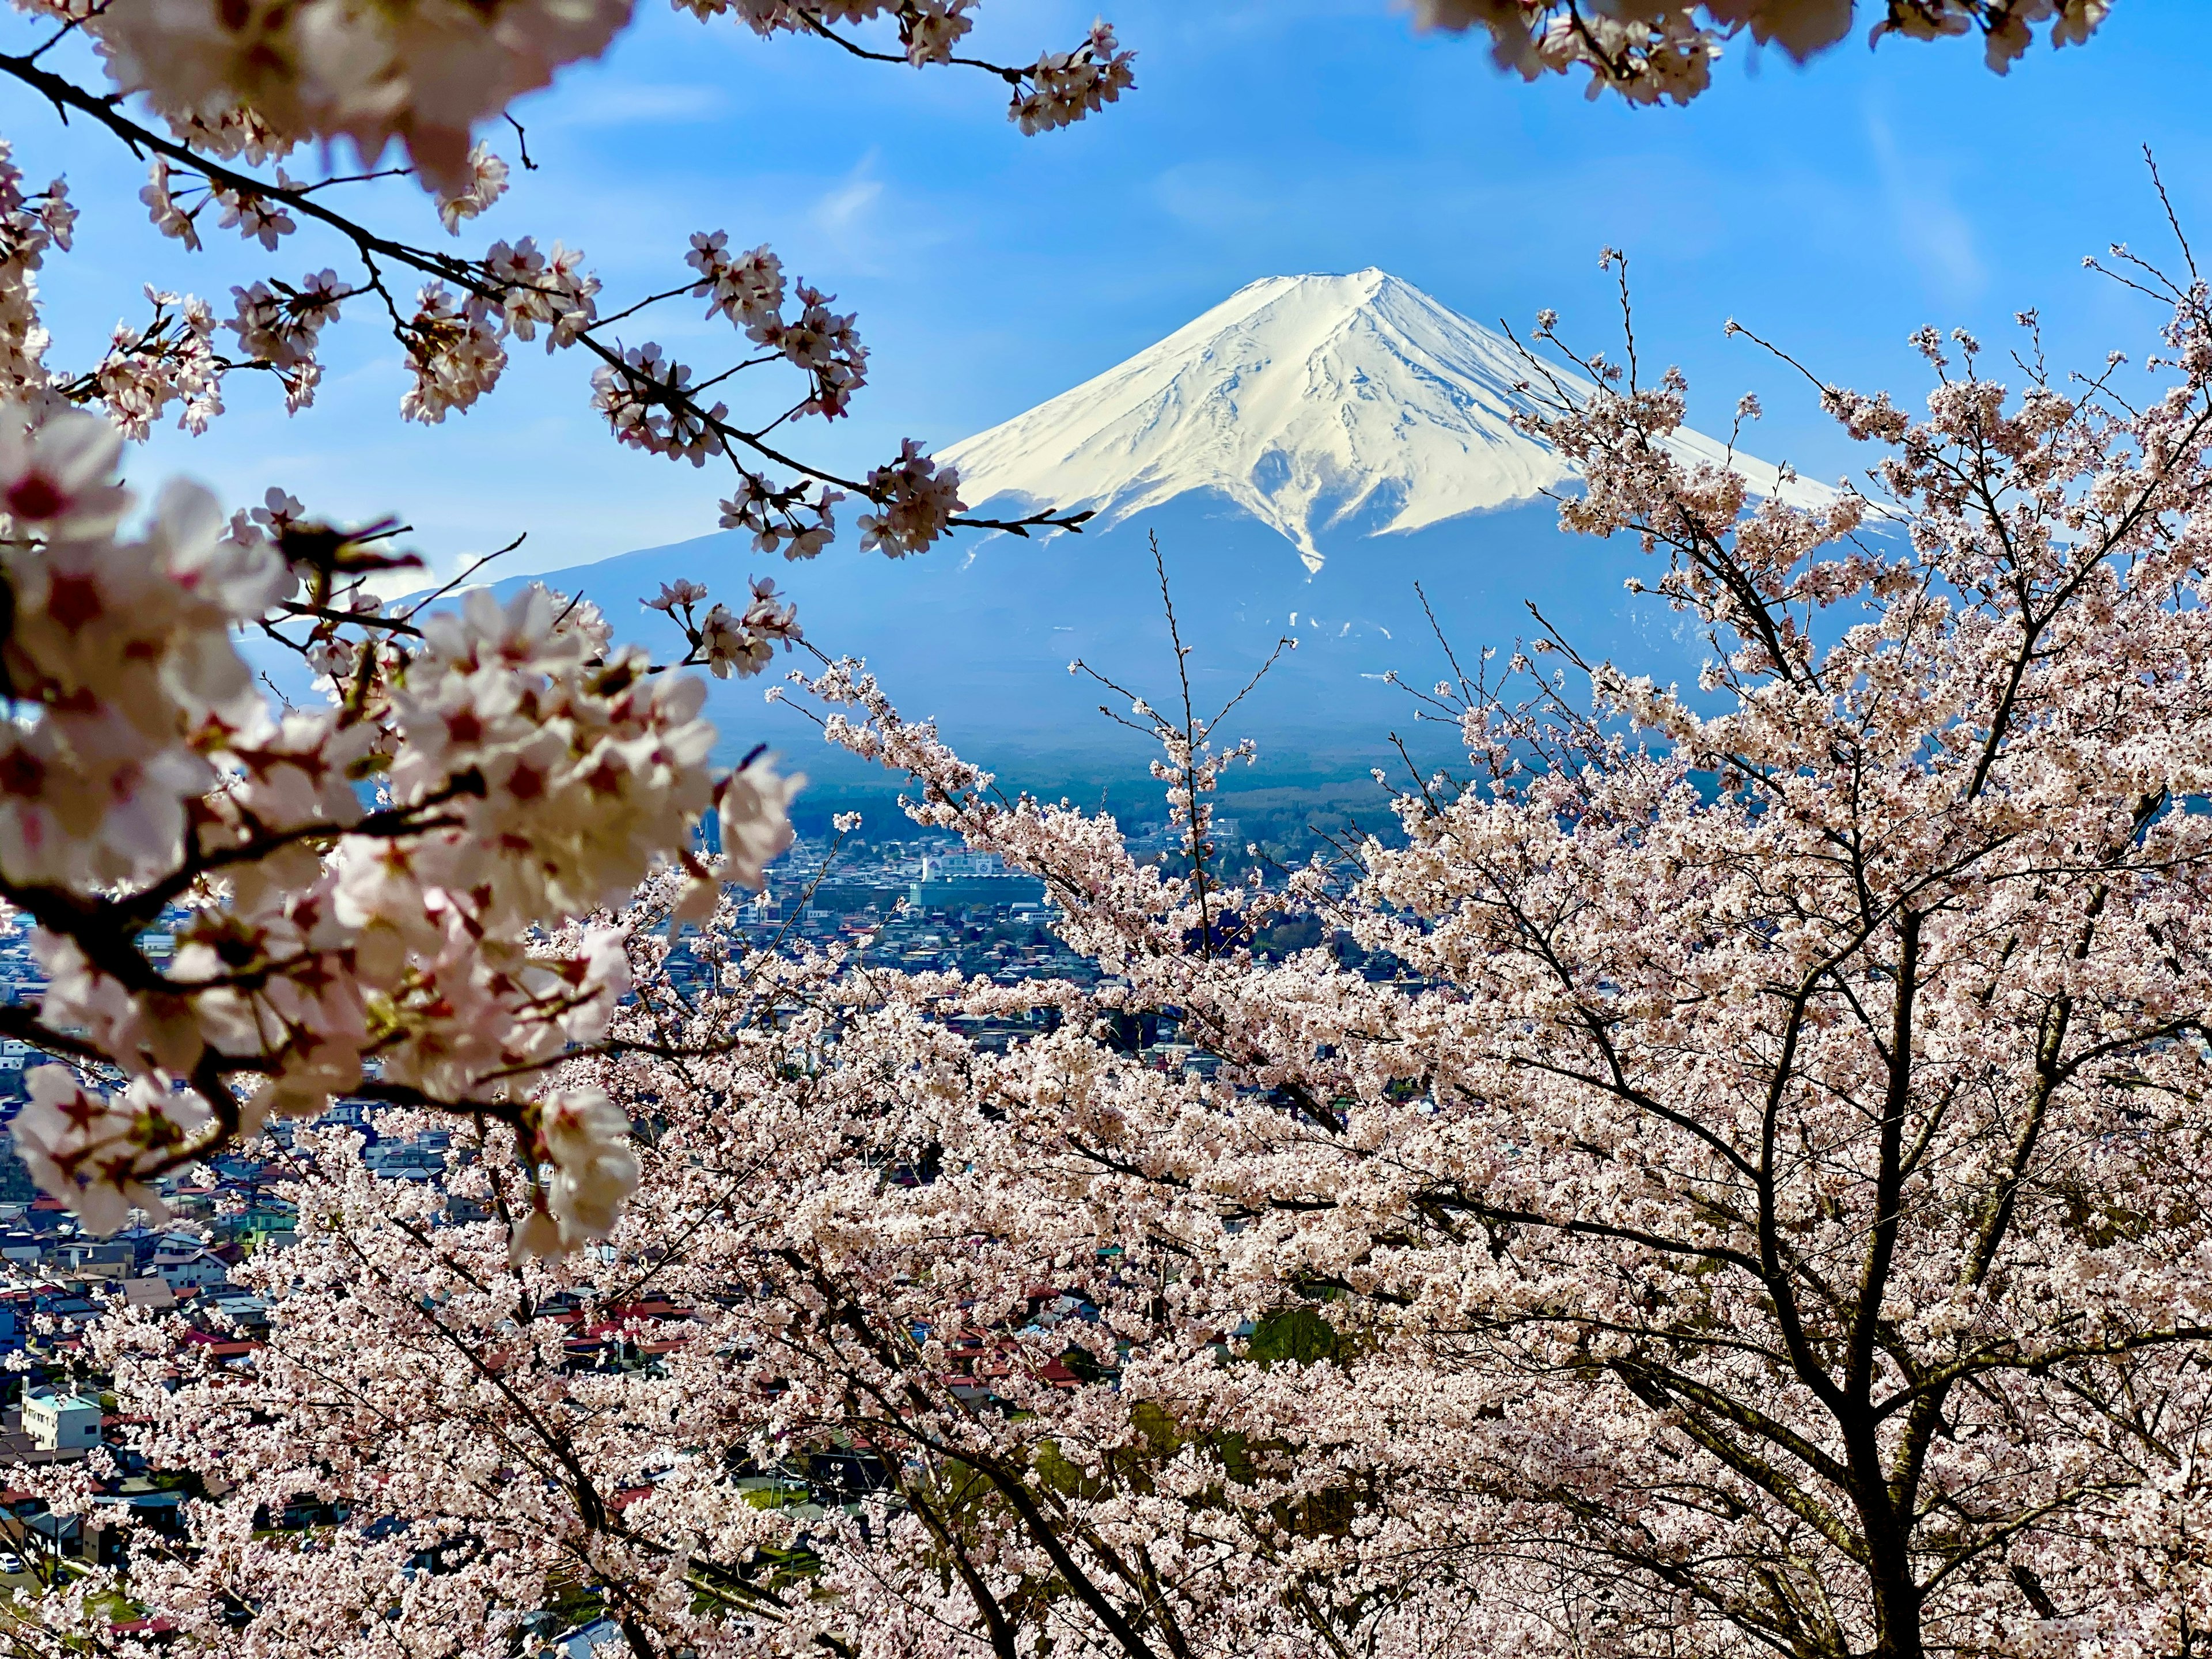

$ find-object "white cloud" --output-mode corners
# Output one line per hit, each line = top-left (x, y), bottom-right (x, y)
(538, 81), (726, 128)
(1865, 105), (1987, 301)
(814, 170), (886, 239)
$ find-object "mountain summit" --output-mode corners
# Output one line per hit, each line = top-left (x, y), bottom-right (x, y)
(942, 268), (1797, 572)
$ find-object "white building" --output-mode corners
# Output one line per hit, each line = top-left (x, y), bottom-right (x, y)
(153, 1246), (230, 1292)
(23, 1392), (102, 1452)
(362, 1140), (445, 1181)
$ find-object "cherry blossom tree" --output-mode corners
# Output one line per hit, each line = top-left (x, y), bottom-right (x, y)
(0, 2), (1133, 1244)
(1, 2), (2203, 1654)
(1415, 1), (2113, 105)
(24, 244), (2212, 1659)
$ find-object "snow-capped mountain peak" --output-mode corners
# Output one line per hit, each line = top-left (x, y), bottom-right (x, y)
(941, 268), (1800, 574)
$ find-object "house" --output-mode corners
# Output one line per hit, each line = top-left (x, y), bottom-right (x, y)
(153, 1247), (230, 1293)
(199, 1289), (271, 1332)
(22, 1392), (101, 1452)
(236, 1198), (298, 1252)
(51, 1240), (130, 1280)
(178, 1329), (260, 1368)
(148, 1229), (204, 1256)
(24, 1512), (87, 1563)
(120, 1278), (175, 1312)
(362, 1141), (444, 1182)
(22, 1508), (129, 1567)
(26, 1293), (100, 1340)
(92, 1487), (185, 1541)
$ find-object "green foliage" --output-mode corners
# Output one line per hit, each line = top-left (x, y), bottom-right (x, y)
(1032, 1441), (1104, 1501)
(1245, 1306), (1339, 1367)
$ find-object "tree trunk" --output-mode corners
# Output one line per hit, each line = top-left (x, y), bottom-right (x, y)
(1862, 1520), (1925, 1659)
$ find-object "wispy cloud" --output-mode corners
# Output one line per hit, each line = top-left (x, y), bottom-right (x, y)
(1864, 105), (1987, 301)
(797, 151), (961, 276)
(541, 81), (725, 129)
(814, 168), (887, 240)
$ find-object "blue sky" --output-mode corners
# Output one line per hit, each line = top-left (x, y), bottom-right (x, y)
(5, 0), (2205, 582)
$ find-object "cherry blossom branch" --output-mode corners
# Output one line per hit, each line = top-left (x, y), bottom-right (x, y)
(0, 47), (1094, 554)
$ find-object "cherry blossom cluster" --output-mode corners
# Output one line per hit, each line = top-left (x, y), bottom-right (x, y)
(855, 438), (965, 556)
(0, 2), (2183, 1653)
(85, 0), (633, 193)
(772, 281), (868, 419)
(0, 401), (806, 1254)
(0, 0), (1137, 1252)
(437, 141), (511, 235)
(590, 342), (722, 464)
(645, 574), (803, 679)
(709, 0), (978, 63)
(718, 469), (843, 559)
(228, 269), (350, 411)
(399, 282), (509, 422)
(700, 2), (1134, 134)
(686, 230), (786, 334)
(484, 237), (598, 348)
(717, 262), (2212, 1655)
(685, 233), (869, 418)
(0, 139), (71, 399)
(47, 0), (1141, 188)
(82, 289), (225, 437)
(1413, 1), (2110, 103)
(1010, 20), (1138, 134)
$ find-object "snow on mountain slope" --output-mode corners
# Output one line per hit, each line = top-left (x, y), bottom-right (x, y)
(941, 268), (1809, 574)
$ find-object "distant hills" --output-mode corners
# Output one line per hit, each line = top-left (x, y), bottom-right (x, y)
(455, 270), (1815, 823)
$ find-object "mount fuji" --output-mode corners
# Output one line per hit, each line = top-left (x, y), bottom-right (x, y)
(940, 268), (1804, 573)
(493, 270), (1809, 793)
